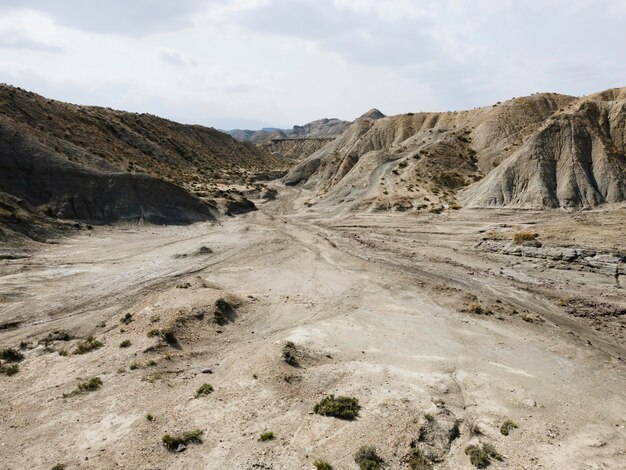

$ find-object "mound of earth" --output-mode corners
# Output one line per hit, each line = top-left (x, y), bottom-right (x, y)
(285, 89), (626, 211)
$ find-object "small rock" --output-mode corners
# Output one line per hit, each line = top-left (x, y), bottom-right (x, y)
(202, 368), (213, 374)
(175, 444), (187, 453)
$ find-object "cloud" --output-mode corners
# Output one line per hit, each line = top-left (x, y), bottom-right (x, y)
(0, 27), (64, 53)
(0, 0), (217, 36)
(157, 48), (197, 67)
(0, 10), (65, 53)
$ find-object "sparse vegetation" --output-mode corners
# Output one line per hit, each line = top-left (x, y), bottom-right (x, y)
(51, 464), (66, 470)
(407, 448), (432, 470)
(41, 330), (73, 346)
(0, 348), (24, 362)
(195, 383), (214, 397)
(119, 340), (132, 348)
(73, 336), (103, 355)
(465, 443), (503, 468)
(314, 395), (360, 420)
(282, 341), (299, 366)
(147, 329), (178, 346)
(512, 231), (538, 244)
(120, 313), (133, 324)
(0, 364), (19, 376)
(258, 431), (275, 441)
(146, 413), (155, 421)
(162, 429), (203, 451)
(465, 302), (492, 315)
(500, 419), (518, 436)
(313, 458), (332, 470)
(63, 377), (102, 398)
(354, 446), (383, 470)
(424, 413), (434, 422)
(214, 297), (235, 325)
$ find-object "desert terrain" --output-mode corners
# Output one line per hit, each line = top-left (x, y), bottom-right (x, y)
(1, 85), (625, 469)
(1, 183), (624, 469)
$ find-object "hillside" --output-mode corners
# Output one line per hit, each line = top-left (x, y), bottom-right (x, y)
(227, 117), (353, 159)
(285, 89), (626, 211)
(0, 85), (284, 242)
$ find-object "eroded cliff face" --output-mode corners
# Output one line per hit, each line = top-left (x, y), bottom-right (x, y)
(285, 89), (626, 212)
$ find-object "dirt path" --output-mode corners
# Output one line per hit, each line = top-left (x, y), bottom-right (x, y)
(1, 188), (625, 469)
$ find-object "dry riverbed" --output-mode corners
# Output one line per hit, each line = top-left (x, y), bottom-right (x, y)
(1, 189), (624, 469)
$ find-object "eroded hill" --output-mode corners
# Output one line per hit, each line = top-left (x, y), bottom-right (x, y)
(0, 85), (285, 243)
(285, 89), (626, 212)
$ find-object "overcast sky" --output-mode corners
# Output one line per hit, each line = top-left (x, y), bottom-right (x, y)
(0, 0), (624, 129)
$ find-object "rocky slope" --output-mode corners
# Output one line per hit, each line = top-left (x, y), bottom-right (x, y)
(285, 89), (626, 211)
(227, 117), (355, 159)
(0, 85), (283, 240)
(227, 118), (351, 144)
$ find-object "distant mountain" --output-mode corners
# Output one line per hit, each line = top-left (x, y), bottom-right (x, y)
(284, 90), (626, 211)
(226, 117), (351, 144)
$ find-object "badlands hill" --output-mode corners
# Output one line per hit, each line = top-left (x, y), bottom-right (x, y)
(228, 117), (355, 160)
(0, 85), (283, 244)
(285, 89), (626, 211)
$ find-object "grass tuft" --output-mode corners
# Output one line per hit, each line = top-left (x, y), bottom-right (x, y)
(0, 348), (24, 362)
(354, 446), (383, 470)
(195, 383), (214, 397)
(313, 458), (332, 470)
(162, 429), (203, 451)
(63, 377), (102, 398)
(73, 337), (103, 355)
(258, 431), (274, 441)
(512, 231), (538, 244)
(314, 395), (361, 420)
(0, 364), (20, 376)
(500, 419), (518, 436)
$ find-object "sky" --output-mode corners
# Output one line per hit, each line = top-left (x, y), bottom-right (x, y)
(0, 0), (624, 130)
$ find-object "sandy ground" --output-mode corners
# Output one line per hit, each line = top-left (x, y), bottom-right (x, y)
(0, 187), (625, 469)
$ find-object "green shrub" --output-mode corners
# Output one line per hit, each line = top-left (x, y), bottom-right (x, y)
(0, 348), (24, 362)
(313, 459), (332, 470)
(78, 377), (103, 392)
(314, 395), (360, 420)
(64, 377), (102, 398)
(0, 364), (19, 376)
(51, 464), (66, 470)
(482, 443), (503, 461)
(73, 337), (103, 355)
(258, 431), (274, 441)
(500, 419), (518, 436)
(120, 313), (133, 324)
(41, 330), (73, 346)
(119, 340), (132, 348)
(146, 413), (155, 421)
(408, 448), (432, 470)
(465, 443), (502, 468)
(354, 446), (383, 470)
(464, 445), (489, 468)
(162, 429), (203, 451)
(195, 383), (214, 397)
